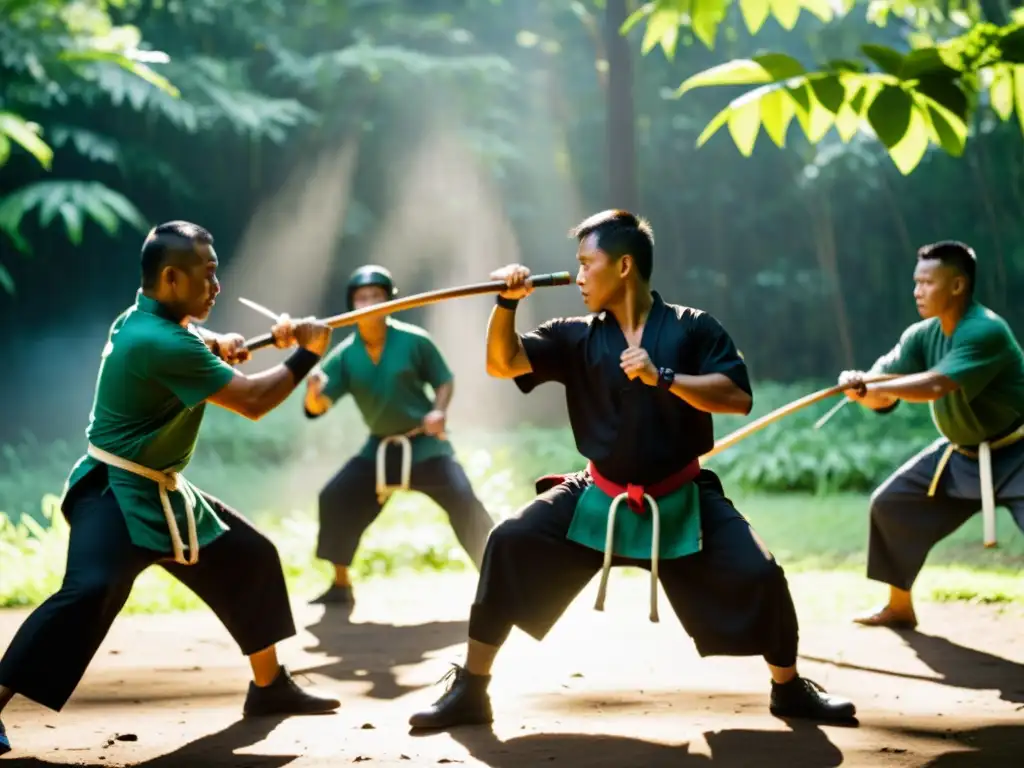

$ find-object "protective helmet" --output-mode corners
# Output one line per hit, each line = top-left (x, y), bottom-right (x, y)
(346, 265), (398, 310)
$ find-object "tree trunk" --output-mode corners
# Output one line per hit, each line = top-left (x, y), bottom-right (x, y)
(604, 0), (638, 211)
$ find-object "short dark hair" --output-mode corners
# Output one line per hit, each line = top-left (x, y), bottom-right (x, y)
(569, 209), (655, 282)
(918, 240), (976, 296)
(140, 220), (213, 289)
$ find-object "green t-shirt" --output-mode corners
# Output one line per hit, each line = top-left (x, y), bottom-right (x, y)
(317, 318), (455, 463)
(870, 302), (1024, 446)
(62, 291), (237, 553)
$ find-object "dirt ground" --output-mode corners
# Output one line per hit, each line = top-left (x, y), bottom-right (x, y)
(1, 572), (1022, 768)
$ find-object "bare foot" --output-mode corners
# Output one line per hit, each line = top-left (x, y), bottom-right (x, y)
(852, 605), (918, 630)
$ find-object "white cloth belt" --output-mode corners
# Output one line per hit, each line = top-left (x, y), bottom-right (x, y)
(87, 443), (199, 565)
(374, 426), (450, 504)
(376, 433), (415, 505)
(927, 424), (1024, 549)
(593, 491), (662, 623)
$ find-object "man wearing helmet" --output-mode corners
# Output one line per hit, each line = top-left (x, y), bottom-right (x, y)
(303, 265), (494, 607)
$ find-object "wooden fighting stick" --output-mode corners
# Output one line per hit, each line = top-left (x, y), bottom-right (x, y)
(240, 271), (574, 352)
(700, 373), (902, 461)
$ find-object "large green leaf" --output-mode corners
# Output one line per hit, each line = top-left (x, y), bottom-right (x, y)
(691, 0), (728, 49)
(0, 113), (52, 169)
(739, 0), (771, 34)
(915, 93), (968, 157)
(676, 53), (806, 96)
(900, 47), (960, 79)
(760, 86), (795, 146)
(866, 85), (913, 148)
(861, 44), (905, 76)
(989, 65), (1015, 120)
(769, 0), (802, 30)
(641, 7), (681, 58)
(789, 80), (835, 142)
(60, 50), (179, 98)
(728, 95), (763, 155)
(887, 100), (930, 174)
(914, 75), (969, 120)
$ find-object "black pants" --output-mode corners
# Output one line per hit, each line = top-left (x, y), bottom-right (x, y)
(868, 437), (1024, 590)
(467, 469), (799, 668)
(0, 470), (296, 712)
(316, 453), (494, 568)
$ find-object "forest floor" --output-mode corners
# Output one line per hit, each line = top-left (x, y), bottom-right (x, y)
(1, 572), (1023, 767)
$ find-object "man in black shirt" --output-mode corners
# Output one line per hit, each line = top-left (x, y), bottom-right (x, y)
(407, 210), (857, 729)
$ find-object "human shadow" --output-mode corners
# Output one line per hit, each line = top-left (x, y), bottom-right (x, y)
(2, 714), (293, 768)
(800, 630), (1024, 706)
(884, 722), (1024, 767)
(433, 721), (846, 768)
(293, 608), (468, 700)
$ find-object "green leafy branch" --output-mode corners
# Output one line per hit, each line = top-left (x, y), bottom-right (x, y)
(626, 0), (1024, 173)
(677, 24), (1024, 173)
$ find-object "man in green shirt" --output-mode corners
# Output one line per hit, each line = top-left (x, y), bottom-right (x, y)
(0, 221), (340, 757)
(304, 265), (494, 607)
(839, 241), (1024, 629)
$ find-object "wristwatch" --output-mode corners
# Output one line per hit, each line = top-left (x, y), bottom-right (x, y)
(657, 367), (674, 390)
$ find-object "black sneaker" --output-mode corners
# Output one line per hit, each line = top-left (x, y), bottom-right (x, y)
(311, 584), (354, 607)
(0, 717), (10, 755)
(242, 666), (341, 718)
(408, 665), (493, 730)
(769, 677), (857, 721)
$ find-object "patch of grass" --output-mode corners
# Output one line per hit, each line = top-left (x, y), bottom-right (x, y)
(3, 487), (1021, 614)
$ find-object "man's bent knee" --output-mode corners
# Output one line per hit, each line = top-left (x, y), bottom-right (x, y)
(63, 572), (131, 613)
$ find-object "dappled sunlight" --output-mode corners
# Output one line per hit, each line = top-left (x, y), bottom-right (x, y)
(215, 135), (361, 347)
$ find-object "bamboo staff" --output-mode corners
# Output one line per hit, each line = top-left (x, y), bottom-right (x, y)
(241, 271), (573, 352)
(701, 373), (901, 461)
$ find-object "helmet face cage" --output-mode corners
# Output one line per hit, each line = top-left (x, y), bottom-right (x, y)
(347, 266), (397, 310)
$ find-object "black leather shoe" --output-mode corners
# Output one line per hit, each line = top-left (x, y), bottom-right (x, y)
(770, 677), (857, 721)
(242, 666), (341, 717)
(409, 665), (493, 729)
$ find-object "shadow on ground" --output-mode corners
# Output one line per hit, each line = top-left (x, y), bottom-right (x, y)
(2, 715), (294, 767)
(443, 722), (847, 767)
(801, 629), (1024, 706)
(293, 604), (468, 699)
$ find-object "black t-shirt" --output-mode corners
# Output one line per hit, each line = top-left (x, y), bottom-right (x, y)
(514, 291), (750, 486)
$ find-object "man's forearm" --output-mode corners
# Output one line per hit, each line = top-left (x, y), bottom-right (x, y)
(866, 371), (957, 403)
(667, 373), (752, 415)
(243, 366), (305, 419)
(485, 305), (524, 375)
(433, 380), (454, 413)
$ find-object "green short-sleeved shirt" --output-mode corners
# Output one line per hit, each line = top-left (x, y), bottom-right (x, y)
(318, 318), (454, 463)
(870, 302), (1024, 445)
(62, 291), (237, 553)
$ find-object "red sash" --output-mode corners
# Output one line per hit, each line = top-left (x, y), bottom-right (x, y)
(534, 459), (701, 515)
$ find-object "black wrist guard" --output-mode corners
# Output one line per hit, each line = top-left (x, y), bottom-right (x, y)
(657, 367), (675, 390)
(284, 348), (321, 381)
(496, 295), (519, 310)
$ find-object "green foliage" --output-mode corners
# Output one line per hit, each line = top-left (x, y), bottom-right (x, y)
(0, 382), (943, 524)
(3, 381), (1022, 613)
(0, 0), (183, 288)
(629, 0), (1024, 173)
(0, 0), (526, 295)
(0, 180), (148, 255)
